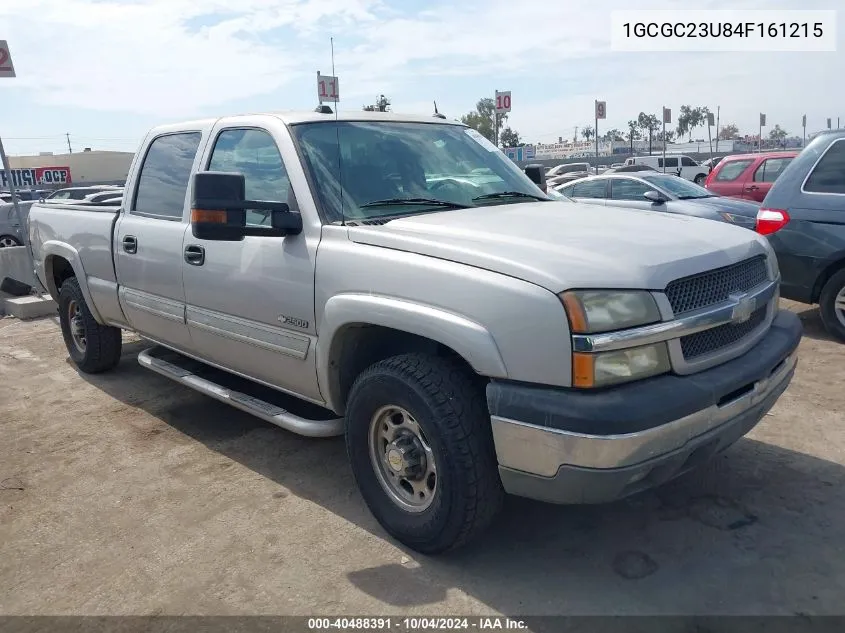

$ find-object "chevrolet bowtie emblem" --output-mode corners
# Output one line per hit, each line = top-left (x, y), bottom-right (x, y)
(730, 293), (756, 324)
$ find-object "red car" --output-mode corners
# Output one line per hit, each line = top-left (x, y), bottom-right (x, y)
(704, 151), (798, 202)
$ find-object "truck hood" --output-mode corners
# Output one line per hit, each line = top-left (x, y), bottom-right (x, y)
(346, 200), (770, 292)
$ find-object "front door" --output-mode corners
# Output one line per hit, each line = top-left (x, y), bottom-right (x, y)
(115, 131), (203, 351)
(181, 122), (322, 402)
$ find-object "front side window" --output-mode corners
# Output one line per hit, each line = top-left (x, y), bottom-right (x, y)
(804, 140), (845, 194)
(640, 174), (713, 199)
(715, 159), (754, 182)
(681, 156), (697, 167)
(610, 178), (653, 201)
(133, 132), (202, 220)
(207, 128), (297, 227)
(291, 121), (548, 222)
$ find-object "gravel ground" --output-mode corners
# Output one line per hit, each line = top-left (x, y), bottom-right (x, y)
(1, 301), (843, 617)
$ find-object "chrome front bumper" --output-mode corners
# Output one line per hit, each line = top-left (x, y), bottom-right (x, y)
(486, 309), (802, 505)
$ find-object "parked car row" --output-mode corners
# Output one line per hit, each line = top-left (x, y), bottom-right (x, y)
(553, 131), (845, 342)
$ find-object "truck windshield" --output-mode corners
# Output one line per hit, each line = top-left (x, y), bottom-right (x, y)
(290, 121), (550, 222)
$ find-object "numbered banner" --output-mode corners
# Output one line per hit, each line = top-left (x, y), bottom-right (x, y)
(707, 112), (715, 126)
(495, 90), (511, 114)
(827, 118), (832, 129)
(760, 113), (766, 127)
(802, 114), (807, 127)
(662, 107), (671, 124)
(595, 101), (606, 120)
(317, 72), (339, 103)
(0, 40), (16, 78)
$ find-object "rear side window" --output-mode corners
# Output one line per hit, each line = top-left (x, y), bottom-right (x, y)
(569, 179), (607, 199)
(754, 157), (794, 183)
(715, 159), (754, 182)
(133, 132), (202, 219)
(804, 140), (845, 194)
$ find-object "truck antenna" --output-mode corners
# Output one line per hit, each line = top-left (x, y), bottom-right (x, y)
(331, 37), (345, 226)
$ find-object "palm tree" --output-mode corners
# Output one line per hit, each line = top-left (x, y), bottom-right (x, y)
(581, 125), (594, 143)
(637, 112), (660, 154)
(627, 120), (641, 154)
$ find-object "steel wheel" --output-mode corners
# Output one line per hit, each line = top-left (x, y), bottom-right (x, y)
(67, 299), (87, 354)
(835, 286), (845, 329)
(368, 405), (437, 513)
(0, 236), (21, 248)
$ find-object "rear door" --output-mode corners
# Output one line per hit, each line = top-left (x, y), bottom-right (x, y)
(745, 156), (795, 202)
(708, 158), (756, 198)
(115, 130), (206, 351)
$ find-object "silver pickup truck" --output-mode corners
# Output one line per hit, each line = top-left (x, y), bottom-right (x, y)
(27, 110), (802, 554)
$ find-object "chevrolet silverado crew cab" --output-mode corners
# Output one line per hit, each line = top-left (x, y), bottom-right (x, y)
(27, 110), (802, 554)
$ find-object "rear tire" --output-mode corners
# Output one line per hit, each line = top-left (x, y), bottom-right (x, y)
(345, 353), (504, 554)
(819, 268), (845, 343)
(58, 276), (123, 373)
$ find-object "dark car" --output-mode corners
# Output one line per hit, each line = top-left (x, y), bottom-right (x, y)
(555, 172), (760, 229)
(756, 130), (845, 341)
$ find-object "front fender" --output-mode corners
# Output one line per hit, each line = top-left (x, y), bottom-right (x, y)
(316, 293), (508, 412)
(41, 241), (105, 323)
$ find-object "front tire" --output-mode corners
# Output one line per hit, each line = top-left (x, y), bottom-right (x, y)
(58, 276), (123, 373)
(694, 174), (706, 185)
(819, 268), (845, 343)
(345, 353), (504, 554)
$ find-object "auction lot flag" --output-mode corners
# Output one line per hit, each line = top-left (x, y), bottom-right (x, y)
(0, 166), (72, 188)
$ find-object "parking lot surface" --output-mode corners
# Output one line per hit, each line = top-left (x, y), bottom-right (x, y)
(1, 301), (844, 616)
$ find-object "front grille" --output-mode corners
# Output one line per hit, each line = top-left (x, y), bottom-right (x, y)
(665, 256), (768, 315)
(680, 306), (767, 359)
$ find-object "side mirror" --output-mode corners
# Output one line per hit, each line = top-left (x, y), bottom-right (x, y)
(524, 164), (547, 192)
(191, 171), (302, 241)
(643, 190), (666, 204)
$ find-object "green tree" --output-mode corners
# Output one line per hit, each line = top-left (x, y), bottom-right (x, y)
(602, 128), (623, 142)
(461, 98), (506, 144)
(768, 124), (788, 141)
(499, 127), (521, 148)
(677, 105), (709, 141)
(655, 129), (675, 144)
(362, 94), (391, 112)
(637, 112), (660, 154)
(581, 125), (595, 142)
(626, 119), (641, 153)
(718, 123), (740, 140)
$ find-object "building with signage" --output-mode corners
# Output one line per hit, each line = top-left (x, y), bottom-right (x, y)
(7, 149), (134, 188)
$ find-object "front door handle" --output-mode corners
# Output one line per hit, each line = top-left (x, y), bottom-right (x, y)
(122, 235), (137, 254)
(184, 244), (205, 266)
(746, 185), (760, 191)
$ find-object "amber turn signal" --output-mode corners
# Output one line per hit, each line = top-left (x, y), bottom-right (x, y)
(191, 209), (227, 224)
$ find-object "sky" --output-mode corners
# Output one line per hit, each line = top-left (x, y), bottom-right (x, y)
(0, 0), (842, 156)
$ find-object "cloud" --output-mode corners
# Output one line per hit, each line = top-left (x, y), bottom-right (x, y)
(1, 0), (843, 142)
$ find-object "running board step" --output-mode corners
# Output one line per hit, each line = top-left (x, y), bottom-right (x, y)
(137, 346), (344, 438)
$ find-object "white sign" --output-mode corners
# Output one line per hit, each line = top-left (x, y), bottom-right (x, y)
(0, 41), (16, 78)
(595, 101), (606, 120)
(495, 90), (511, 114)
(317, 72), (339, 103)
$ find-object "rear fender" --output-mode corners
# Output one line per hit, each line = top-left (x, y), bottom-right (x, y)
(41, 241), (104, 323)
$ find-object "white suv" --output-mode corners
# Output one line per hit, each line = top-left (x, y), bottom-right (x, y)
(624, 155), (709, 184)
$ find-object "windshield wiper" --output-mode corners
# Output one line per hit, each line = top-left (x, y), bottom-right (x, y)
(359, 197), (470, 209)
(677, 194), (716, 200)
(472, 191), (548, 202)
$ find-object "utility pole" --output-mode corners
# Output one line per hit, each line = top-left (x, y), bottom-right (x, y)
(714, 106), (720, 153)
(574, 126), (578, 145)
(66, 133), (72, 154)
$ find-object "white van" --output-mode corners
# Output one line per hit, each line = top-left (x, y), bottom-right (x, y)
(623, 155), (709, 184)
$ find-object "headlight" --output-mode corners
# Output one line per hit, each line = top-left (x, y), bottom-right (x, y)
(560, 290), (661, 333)
(573, 343), (671, 388)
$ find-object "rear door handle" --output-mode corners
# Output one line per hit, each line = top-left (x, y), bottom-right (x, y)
(184, 244), (205, 266)
(122, 235), (137, 254)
